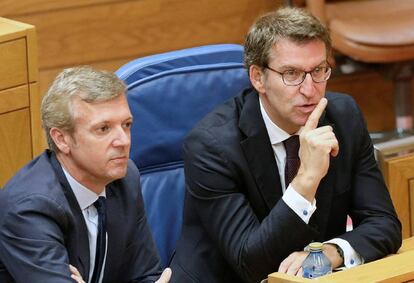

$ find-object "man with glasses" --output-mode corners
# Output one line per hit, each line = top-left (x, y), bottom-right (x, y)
(170, 7), (401, 283)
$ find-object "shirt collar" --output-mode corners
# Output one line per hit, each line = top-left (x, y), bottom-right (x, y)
(259, 97), (292, 145)
(61, 166), (106, 210)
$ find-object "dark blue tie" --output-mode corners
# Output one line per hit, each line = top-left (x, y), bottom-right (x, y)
(283, 135), (300, 188)
(91, 196), (107, 283)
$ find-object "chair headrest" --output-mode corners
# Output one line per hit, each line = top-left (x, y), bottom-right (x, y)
(116, 44), (251, 172)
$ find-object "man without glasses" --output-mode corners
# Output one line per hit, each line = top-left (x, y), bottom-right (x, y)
(0, 66), (171, 283)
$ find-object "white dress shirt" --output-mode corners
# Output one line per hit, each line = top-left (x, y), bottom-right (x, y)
(62, 166), (107, 283)
(259, 98), (363, 267)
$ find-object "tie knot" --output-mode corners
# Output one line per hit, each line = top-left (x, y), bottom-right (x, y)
(94, 196), (106, 213)
(283, 135), (300, 158)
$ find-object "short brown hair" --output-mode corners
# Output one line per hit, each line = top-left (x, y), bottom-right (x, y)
(244, 7), (331, 74)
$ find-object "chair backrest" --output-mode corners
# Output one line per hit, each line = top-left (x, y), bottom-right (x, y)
(116, 44), (251, 267)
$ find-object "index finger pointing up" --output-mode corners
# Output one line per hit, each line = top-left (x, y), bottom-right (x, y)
(303, 97), (328, 132)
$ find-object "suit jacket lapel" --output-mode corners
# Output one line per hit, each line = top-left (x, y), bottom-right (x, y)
(49, 151), (90, 279)
(239, 90), (283, 210)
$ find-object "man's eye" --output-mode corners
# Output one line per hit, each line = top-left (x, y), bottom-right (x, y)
(124, 121), (132, 129)
(284, 69), (301, 78)
(313, 67), (323, 74)
(98, 125), (109, 133)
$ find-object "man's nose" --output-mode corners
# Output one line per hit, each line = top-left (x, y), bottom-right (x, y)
(299, 73), (316, 97)
(112, 127), (130, 147)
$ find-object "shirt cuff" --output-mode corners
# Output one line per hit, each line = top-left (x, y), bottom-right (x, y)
(325, 238), (364, 268)
(282, 185), (316, 224)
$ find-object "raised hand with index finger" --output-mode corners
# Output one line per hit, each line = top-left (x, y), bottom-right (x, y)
(291, 97), (339, 202)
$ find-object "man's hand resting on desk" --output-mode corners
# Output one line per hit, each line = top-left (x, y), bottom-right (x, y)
(291, 97), (339, 202)
(278, 244), (343, 276)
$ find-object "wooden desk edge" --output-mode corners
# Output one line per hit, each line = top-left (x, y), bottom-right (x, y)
(268, 237), (414, 283)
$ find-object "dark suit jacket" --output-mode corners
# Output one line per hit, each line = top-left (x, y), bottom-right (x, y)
(170, 88), (402, 283)
(0, 150), (162, 283)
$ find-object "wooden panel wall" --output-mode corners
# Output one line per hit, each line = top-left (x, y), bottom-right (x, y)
(1, 0), (280, 97)
(0, 0), (404, 132)
(329, 71), (396, 132)
(0, 18), (40, 186)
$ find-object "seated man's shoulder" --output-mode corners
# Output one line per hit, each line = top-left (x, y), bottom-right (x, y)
(1, 151), (67, 213)
(186, 98), (241, 152)
(199, 99), (239, 129)
(325, 91), (362, 119)
(326, 92), (358, 108)
(3, 152), (57, 194)
(189, 89), (253, 139)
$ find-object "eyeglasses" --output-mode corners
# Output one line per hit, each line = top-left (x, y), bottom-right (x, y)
(265, 64), (332, 86)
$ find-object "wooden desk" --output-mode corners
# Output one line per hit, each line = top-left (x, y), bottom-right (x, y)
(373, 138), (414, 238)
(383, 153), (414, 239)
(268, 237), (414, 283)
(0, 17), (42, 187)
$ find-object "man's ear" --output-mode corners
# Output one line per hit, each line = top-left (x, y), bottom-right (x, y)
(249, 65), (266, 94)
(50, 127), (71, 154)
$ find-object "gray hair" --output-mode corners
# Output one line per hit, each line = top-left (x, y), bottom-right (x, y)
(41, 66), (126, 152)
(244, 7), (332, 75)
